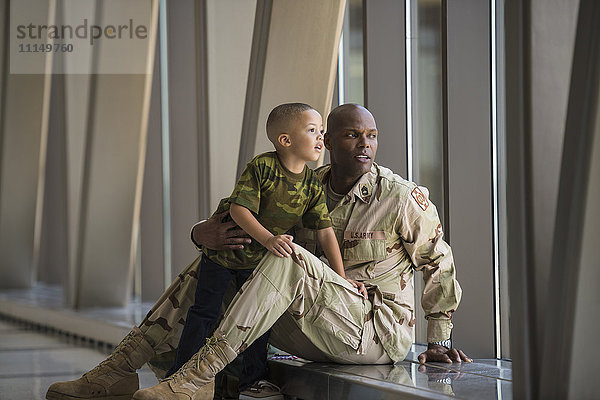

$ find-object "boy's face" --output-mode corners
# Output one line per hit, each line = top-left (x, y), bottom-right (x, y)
(286, 109), (324, 162)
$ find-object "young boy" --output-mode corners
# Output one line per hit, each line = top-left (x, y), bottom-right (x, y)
(168, 103), (355, 384)
(206, 103), (345, 273)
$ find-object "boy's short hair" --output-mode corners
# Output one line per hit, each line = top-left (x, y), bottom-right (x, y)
(266, 102), (315, 144)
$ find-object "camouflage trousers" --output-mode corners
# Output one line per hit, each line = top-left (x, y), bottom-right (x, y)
(140, 245), (392, 379)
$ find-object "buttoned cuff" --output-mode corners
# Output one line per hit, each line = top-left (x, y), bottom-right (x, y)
(427, 319), (453, 343)
(190, 220), (206, 251)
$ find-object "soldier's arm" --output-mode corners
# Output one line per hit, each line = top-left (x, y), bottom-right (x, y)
(190, 211), (251, 251)
(398, 186), (470, 363)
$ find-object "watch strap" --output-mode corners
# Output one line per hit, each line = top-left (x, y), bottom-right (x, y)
(429, 339), (451, 349)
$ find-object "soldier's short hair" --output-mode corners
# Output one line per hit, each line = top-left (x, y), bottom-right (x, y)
(266, 102), (315, 144)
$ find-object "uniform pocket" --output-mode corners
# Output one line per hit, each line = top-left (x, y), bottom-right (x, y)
(312, 311), (362, 350)
(343, 238), (387, 262)
(310, 278), (365, 350)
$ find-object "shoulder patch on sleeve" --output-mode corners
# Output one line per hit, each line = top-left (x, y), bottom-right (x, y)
(411, 187), (429, 211)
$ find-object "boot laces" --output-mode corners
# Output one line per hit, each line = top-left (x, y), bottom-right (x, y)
(85, 330), (136, 377)
(166, 336), (228, 385)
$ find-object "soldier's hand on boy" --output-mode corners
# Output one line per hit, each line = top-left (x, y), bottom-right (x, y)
(193, 211), (251, 251)
(265, 234), (296, 258)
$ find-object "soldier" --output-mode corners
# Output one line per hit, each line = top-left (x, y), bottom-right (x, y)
(46, 104), (471, 400)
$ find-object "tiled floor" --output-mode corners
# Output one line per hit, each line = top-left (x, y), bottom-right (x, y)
(0, 319), (158, 400)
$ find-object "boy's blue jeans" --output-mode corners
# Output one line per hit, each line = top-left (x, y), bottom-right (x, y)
(166, 255), (269, 389)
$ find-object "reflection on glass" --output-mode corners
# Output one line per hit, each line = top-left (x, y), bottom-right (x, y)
(332, 363), (459, 397)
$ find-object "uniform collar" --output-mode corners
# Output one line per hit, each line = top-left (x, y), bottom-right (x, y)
(349, 164), (379, 204)
(317, 163), (380, 204)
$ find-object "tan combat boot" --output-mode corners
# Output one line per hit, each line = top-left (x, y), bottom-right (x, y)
(132, 331), (236, 400)
(46, 326), (155, 400)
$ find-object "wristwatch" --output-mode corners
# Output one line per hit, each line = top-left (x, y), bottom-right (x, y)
(428, 339), (451, 349)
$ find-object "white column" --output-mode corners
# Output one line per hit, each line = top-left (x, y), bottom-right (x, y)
(0, 0), (53, 288)
(74, 0), (159, 307)
(237, 0), (346, 175)
(206, 0), (256, 211)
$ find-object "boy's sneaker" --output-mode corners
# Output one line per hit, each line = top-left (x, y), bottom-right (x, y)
(239, 380), (284, 399)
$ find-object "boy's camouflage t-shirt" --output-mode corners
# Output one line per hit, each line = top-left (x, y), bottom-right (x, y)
(203, 151), (332, 269)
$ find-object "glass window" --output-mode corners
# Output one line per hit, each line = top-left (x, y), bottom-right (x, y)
(410, 0), (445, 345)
(414, 0), (445, 227)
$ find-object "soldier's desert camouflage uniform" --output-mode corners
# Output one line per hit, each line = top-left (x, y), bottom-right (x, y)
(140, 163), (462, 377)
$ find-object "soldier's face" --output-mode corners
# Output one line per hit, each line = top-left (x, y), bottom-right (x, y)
(325, 107), (378, 179)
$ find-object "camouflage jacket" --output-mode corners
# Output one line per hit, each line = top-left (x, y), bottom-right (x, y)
(293, 163), (462, 361)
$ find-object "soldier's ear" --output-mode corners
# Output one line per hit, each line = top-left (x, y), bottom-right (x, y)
(324, 132), (332, 150)
(278, 133), (292, 147)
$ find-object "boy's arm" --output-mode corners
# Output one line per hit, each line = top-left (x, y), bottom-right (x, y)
(316, 227), (368, 298)
(316, 227), (345, 277)
(230, 203), (295, 258)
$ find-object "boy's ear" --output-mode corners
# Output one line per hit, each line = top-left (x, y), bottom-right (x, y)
(277, 133), (292, 147)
